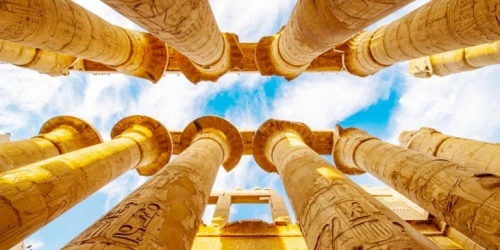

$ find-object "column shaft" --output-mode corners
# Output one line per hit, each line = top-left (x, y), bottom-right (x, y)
(344, 0), (500, 76)
(0, 0), (167, 82)
(64, 134), (225, 249)
(212, 194), (232, 227)
(335, 128), (500, 248)
(400, 128), (500, 176)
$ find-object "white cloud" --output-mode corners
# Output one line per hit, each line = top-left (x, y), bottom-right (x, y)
(24, 237), (45, 250)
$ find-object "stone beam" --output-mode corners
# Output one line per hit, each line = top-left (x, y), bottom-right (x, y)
(0, 116), (102, 173)
(400, 127), (500, 176)
(333, 126), (500, 248)
(256, 0), (412, 79)
(253, 119), (435, 249)
(0, 116), (172, 250)
(0, 0), (168, 82)
(0, 40), (76, 76)
(409, 41), (500, 78)
(343, 0), (500, 76)
(63, 116), (243, 249)
(102, 0), (243, 84)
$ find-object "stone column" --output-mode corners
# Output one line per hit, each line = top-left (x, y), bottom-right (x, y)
(400, 127), (500, 176)
(333, 126), (500, 248)
(343, 0), (500, 76)
(410, 41), (500, 78)
(0, 116), (172, 250)
(63, 116), (243, 250)
(256, 0), (412, 79)
(0, 40), (76, 76)
(0, 0), (168, 82)
(211, 194), (232, 227)
(267, 190), (291, 224)
(101, 0), (243, 84)
(252, 119), (435, 249)
(0, 116), (102, 173)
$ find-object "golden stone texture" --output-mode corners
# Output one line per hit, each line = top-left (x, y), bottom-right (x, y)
(0, 40), (76, 76)
(252, 119), (435, 249)
(63, 116), (243, 249)
(344, 0), (500, 76)
(0, 115), (172, 250)
(410, 41), (500, 78)
(400, 127), (500, 176)
(256, 0), (412, 79)
(333, 126), (500, 248)
(0, 0), (168, 82)
(101, 0), (243, 84)
(0, 116), (102, 173)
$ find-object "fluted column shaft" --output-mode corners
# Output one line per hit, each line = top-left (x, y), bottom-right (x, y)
(344, 0), (500, 76)
(334, 128), (500, 248)
(0, 116), (171, 249)
(63, 116), (242, 249)
(400, 128), (500, 176)
(0, 0), (167, 82)
(0, 116), (101, 173)
(253, 121), (435, 249)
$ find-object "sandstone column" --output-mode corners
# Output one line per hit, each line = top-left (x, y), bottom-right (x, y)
(256, 0), (412, 79)
(101, 0), (243, 84)
(0, 115), (172, 249)
(343, 0), (500, 76)
(63, 116), (243, 250)
(0, 0), (168, 82)
(0, 116), (102, 173)
(410, 41), (500, 78)
(333, 126), (500, 248)
(252, 119), (435, 249)
(211, 194), (232, 227)
(0, 40), (76, 76)
(400, 127), (500, 176)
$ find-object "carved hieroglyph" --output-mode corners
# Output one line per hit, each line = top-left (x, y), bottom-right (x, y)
(343, 0), (500, 76)
(256, 0), (412, 79)
(63, 116), (243, 250)
(333, 126), (500, 248)
(0, 0), (168, 82)
(410, 41), (500, 77)
(0, 116), (102, 173)
(0, 116), (172, 250)
(253, 119), (436, 249)
(102, 0), (243, 83)
(400, 127), (500, 176)
(0, 40), (76, 76)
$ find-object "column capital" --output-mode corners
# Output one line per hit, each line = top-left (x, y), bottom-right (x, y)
(399, 127), (446, 154)
(111, 115), (173, 176)
(38, 116), (103, 153)
(253, 119), (313, 173)
(333, 125), (377, 175)
(180, 116), (243, 171)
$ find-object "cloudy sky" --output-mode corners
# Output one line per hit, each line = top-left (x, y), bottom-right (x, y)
(2, 0), (500, 249)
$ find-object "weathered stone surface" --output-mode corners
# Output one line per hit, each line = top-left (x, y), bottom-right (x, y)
(345, 0), (500, 76)
(253, 119), (435, 249)
(334, 126), (500, 248)
(400, 127), (500, 176)
(63, 116), (242, 250)
(0, 116), (102, 173)
(0, 116), (172, 250)
(0, 0), (167, 82)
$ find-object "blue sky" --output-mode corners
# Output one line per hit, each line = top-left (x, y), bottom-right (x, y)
(2, 0), (500, 249)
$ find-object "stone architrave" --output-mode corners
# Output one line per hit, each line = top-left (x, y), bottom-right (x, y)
(0, 40), (76, 76)
(256, 0), (412, 79)
(400, 127), (500, 176)
(333, 126), (500, 248)
(343, 0), (500, 76)
(101, 0), (243, 84)
(0, 116), (172, 249)
(0, 0), (168, 82)
(63, 116), (243, 250)
(410, 41), (500, 77)
(0, 116), (102, 173)
(252, 119), (436, 249)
